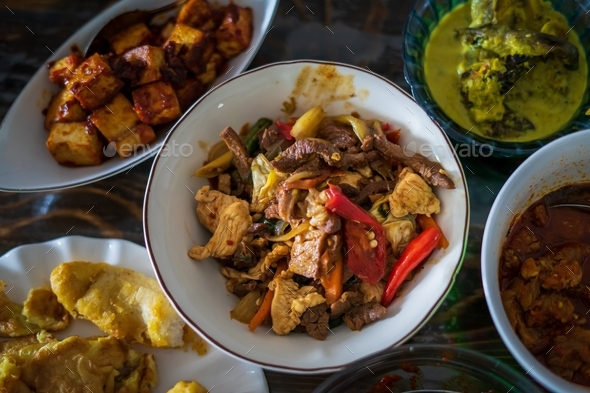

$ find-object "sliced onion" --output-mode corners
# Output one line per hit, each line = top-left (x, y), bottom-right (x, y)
(230, 289), (261, 324)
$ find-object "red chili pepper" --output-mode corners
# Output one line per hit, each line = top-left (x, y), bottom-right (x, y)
(381, 226), (442, 307)
(276, 121), (294, 140)
(381, 123), (390, 131)
(325, 184), (386, 284)
(384, 127), (401, 144)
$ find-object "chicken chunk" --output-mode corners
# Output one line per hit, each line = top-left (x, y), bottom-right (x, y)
(501, 289), (551, 354)
(525, 292), (576, 327)
(194, 185), (245, 232)
(0, 281), (69, 338)
(50, 261), (185, 348)
(388, 167), (440, 218)
(547, 327), (590, 381)
(189, 199), (252, 260)
(382, 216), (417, 256)
(523, 244), (589, 290)
(268, 272), (326, 335)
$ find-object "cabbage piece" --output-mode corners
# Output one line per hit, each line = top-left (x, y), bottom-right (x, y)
(250, 154), (285, 212)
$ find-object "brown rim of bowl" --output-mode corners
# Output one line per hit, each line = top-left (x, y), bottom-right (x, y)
(143, 59), (471, 373)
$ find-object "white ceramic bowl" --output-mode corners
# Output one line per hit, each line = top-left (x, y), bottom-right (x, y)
(482, 129), (590, 392)
(0, 0), (278, 192)
(144, 60), (470, 373)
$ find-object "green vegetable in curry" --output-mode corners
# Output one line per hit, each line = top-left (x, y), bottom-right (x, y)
(424, 0), (587, 141)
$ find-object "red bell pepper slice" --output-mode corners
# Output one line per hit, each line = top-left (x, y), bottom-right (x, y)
(276, 121), (294, 140)
(384, 127), (401, 144)
(325, 184), (386, 284)
(381, 226), (441, 307)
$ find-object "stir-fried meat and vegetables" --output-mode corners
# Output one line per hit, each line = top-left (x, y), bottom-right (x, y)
(189, 106), (454, 339)
(500, 184), (590, 386)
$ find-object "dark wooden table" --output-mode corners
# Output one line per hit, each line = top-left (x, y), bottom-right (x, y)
(0, 0), (535, 391)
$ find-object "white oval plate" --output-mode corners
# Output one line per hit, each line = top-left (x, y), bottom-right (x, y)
(144, 60), (470, 374)
(0, 236), (268, 393)
(0, 0), (278, 192)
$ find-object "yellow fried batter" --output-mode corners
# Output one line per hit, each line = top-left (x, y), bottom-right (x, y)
(0, 333), (156, 393)
(166, 381), (208, 393)
(0, 281), (69, 338)
(50, 261), (185, 348)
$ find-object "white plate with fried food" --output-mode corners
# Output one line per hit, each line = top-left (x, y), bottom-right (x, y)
(0, 236), (268, 393)
(0, 0), (278, 192)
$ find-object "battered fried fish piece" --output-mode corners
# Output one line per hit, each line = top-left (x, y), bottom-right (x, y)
(50, 261), (185, 348)
(0, 333), (156, 393)
(167, 381), (208, 393)
(0, 281), (69, 338)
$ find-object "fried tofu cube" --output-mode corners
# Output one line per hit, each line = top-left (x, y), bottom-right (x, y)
(177, 0), (220, 30)
(48, 54), (84, 86)
(197, 52), (224, 85)
(89, 93), (155, 156)
(216, 4), (253, 59)
(132, 81), (182, 125)
(163, 24), (214, 74)
(115, 123), (157, 158)
(69, 54), (124, 110)
(44, 88), (88, 130)
(117, 45), (166, 86)
(174, 78), (204, 111)
(110, 23), (153, 55)
(158, 20), (176, 43)
(46, 122), (104, 166)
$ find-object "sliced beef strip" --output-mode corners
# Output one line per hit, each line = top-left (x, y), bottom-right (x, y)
(338, 183), (360, 199)
(271, 139), (367, 173)
(330, 291), (364, 319)
(232, 241), (256, 269)
(289, 229), (328, 279)
(247, 223), (268, 235)
(221, 127), (251, 180)
(354, 180), (396, 206)
(318, 123), (359, 150)
(217, 173), (232, 194)
(299, 303), (330, 340)
(372, 135), (455, 189)
(343, 300), (387, 331)
(277, 186), (306, 224)
(228, 280), (258, 297)
(259, 123), (280, 151)
(264, 202), (281, 220)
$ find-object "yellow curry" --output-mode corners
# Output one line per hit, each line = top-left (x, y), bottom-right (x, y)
(425, 0), (587, 142)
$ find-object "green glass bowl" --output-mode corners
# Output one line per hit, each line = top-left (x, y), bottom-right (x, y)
(402, 0), (590, 157)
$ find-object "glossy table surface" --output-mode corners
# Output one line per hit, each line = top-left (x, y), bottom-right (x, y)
(1, 0), (536, 391)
